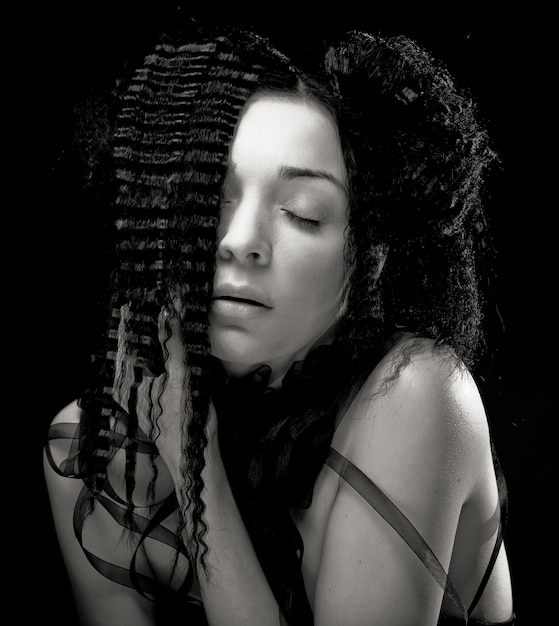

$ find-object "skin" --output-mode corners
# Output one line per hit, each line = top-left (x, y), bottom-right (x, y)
(210, 93), (349, 386)
(44, 95), (514, 625)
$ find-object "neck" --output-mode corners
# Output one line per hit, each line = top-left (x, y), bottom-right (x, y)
(218, 338), (337, 389)
(218, 353), (301, 389)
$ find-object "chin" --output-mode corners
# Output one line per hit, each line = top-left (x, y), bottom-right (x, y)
(210, 336), (263, 371)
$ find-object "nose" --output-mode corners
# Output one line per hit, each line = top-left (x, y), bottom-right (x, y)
(216, 195), (272, 265)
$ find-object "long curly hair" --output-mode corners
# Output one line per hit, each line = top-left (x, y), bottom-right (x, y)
(322, 31), (496, 373)
(59, 20), (497, 620)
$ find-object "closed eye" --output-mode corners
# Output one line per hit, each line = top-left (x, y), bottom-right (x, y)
(282, 209), (320, 228)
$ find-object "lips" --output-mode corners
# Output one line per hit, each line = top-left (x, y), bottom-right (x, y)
(217, 295), (267, 306)
(212, 284), (272, 309)
(211, 285), (273, 322)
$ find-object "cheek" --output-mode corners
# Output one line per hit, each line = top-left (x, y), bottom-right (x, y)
(289, 240), (346, 310)
(315, 256), (345, 306)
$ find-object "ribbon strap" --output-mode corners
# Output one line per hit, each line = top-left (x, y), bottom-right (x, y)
(326, 447), (469, 623)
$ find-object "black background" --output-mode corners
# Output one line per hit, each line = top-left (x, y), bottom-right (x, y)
(17, 4), (553, 624)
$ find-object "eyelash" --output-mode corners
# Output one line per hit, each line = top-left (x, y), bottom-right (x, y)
(221, 200), (321, 229)
(282, 209), (320, 228)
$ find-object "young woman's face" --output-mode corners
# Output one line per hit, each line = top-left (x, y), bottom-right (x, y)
(209, 93), (349, 384)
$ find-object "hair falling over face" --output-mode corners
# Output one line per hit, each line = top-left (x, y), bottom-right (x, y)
(44, 20), (515, 626)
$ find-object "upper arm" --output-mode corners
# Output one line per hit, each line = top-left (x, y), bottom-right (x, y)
(314, 351), (488, 626)
(44, 402), (156, 626)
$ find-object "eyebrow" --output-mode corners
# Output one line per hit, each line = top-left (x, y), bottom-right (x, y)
(278, 165), (348, 195)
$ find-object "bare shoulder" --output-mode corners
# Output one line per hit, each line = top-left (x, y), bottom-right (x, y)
(335, 335), (491, 497)
(44, 400), (83, 480)
(50, 398), (82, 426)
(317, 338), (500, 623)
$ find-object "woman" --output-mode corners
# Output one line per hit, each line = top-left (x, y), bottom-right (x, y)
(44, 22), (515, 625)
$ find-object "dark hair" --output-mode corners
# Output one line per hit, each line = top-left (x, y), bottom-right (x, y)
(322, 31), (496, 371)
(61, 22), (497, 622)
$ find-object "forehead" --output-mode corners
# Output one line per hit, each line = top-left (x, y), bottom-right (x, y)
(229, 94), (346, 182)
